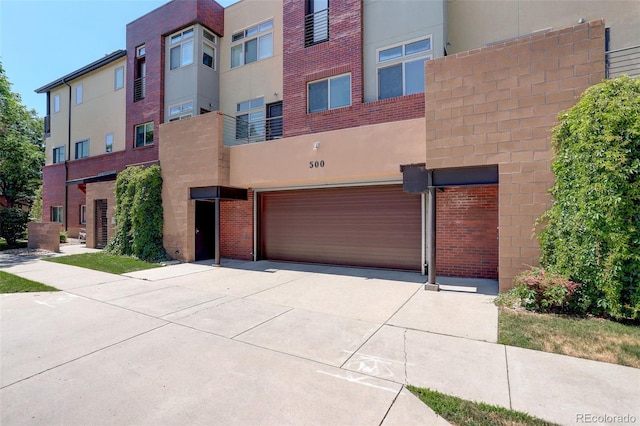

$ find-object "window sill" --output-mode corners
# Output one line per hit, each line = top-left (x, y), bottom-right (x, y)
(307, 104), (352, 116)
(133, 144), (155, 150)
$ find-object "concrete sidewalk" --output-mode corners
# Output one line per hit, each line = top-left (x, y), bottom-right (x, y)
(1, 250), (638, 425)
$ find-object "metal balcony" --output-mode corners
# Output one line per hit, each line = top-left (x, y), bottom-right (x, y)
(133, 77), (146, 102)
(304, 8), (329, 47)
(606, 44), (640, 78)
(222, 113), (283, 147)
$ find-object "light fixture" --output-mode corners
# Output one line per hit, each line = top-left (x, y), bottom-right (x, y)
(578, 18), (585, 24)
(313, 142), (320, 151)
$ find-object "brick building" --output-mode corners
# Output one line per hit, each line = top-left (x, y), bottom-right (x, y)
(36, 0), (639, 291)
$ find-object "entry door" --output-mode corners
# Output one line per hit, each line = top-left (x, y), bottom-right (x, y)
(195, 200), (216, 261)
(95, 199), (108, 249)
(266, 102), (282, 140)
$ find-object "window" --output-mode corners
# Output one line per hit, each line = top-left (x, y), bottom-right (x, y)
(75, 139), (89, 159)
(203, 43), (215, 69)
(53, 146), (65, 164)
(169, 100), (193, 121)
(235, 97), (264, 141)
(75, 84), (83, 104)
(134, 47), (146, 102)
(230, 20), (273, 68)
(203, 29), (216, 43)
(53, 94), (60, 113)
(170, 28), (194, 70)
(114, 66), (124, 90)
(136, 45), (146, 58)
(308, 73), (351, 113)
(377, 36), (432, 100)
(135, 122), (154, 147)
(305, 0), (329, 47)
(80, 205), (86, 225)
(105, 133), (113, 153)
(51, 206), (63, 223)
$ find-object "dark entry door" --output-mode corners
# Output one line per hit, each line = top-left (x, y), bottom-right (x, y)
(266, 101), (283, 140)
(195, 200), (216, 261)
(95, 199), (108, 249)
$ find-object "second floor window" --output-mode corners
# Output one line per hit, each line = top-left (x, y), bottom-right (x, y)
(105, 133), (113, 153)
(170, 28), (194, 70)
(53, 146), (65, 164)
(135, 122), (154, 147)
(75, 139), (89, 159)
(169, 100), (193, 121)
(53, 94), (60, 113)
(308, 73), (351, 113)
(231, 20), (273, 69)
(377, 36), (432, 100)
(235, 97), (264, 141)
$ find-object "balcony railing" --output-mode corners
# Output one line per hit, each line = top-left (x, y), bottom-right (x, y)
(222, 113), (283, 147)
(304, 8), (329, 47)
(606, 44), (640, 79)
(133, 77), (146, 102)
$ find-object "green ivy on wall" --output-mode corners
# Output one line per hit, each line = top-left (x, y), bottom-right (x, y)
(538, 76), (640, 320)
(105, 164), (167, 262)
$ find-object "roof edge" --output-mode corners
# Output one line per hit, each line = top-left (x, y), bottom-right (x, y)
(35, 49), (126, 94)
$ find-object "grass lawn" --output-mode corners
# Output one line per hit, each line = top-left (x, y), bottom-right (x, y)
(499, 308), (640, 368)
(0, 270), (60, 293)
(43, 253), (163, 275)
(407, 386), (557, 426)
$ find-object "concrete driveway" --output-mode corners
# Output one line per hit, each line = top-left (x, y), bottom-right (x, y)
(2, 256), (638, 425)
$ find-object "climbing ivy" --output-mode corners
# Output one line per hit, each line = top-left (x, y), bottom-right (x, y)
(538, 76), (640, 320)
(105, 165), (167, 262)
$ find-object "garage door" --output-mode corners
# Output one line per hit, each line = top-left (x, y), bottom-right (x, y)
(259, 185), (421, 270)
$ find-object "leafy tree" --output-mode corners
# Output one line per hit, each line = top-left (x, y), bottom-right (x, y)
(538, 76), (640, 320)
(0, 62), (45, 209)
(105, 165), (167, 262)
(0, 208), (29, 247)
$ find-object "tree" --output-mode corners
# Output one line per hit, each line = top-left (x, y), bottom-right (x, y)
(538, 76), (640, 320)
(0, 61), (45, 209)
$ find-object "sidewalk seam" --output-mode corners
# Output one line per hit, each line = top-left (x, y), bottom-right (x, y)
(504, 345), (513, 410)
(378, 385), (404, 426)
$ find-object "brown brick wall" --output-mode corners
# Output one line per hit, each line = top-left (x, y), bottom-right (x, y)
(85, 181), (116, 249)
(437, 185), (499, 279)
(160, 113), (229, 262)
(425, 20), (606, 291)
(42, 163), (66, 226)
(220, 190), (253, 260)
(282, 0), (424, 138)
(28, 222), (60, 252)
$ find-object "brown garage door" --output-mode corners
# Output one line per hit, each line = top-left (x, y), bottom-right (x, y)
(259, 185), (421, 270)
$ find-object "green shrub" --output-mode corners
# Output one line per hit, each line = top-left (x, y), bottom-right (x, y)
(538, 76), (640, 320)
(0, 207), (29, 247)
(105, 165), (167, 262)
(498, 267), (581, 314)
(59, 230), (67, 243)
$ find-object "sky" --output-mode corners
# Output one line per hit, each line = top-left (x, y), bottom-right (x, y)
(0, 0), (239, 117)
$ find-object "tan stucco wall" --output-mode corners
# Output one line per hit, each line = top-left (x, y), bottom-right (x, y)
(447, 0), (639, 54)
(425, 20), (605, 291)
(45, 57), (126, 165)
(159, 113), (228, 262)
(85, 180), (116, 249)
(219, 0), (283, 115)
(229, 118), (426, 188)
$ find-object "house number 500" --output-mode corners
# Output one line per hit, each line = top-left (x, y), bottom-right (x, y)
(309, 160), (325, 168)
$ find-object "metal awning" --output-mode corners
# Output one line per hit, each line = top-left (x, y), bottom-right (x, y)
(190, 186), (248, 201)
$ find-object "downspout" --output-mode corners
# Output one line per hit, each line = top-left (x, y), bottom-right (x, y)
(425, 170), (439, 291)
(63, 78), (72, 233)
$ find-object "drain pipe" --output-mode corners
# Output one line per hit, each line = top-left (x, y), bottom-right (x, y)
(425, 170), (439, 291)
(63, 78), (72, 233)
